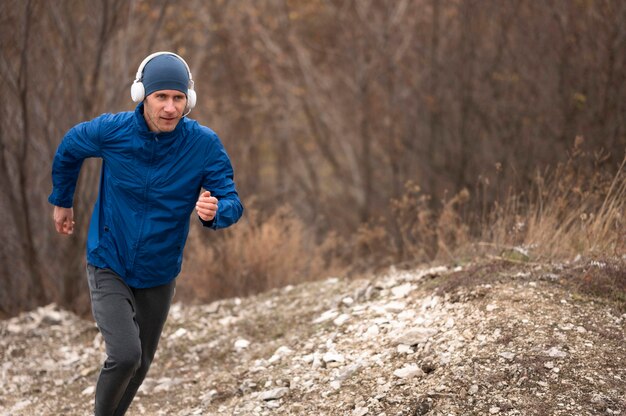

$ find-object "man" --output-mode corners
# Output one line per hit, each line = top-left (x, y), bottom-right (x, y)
(48, 52), (243, 415)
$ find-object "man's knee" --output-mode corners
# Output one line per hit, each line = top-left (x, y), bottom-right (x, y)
(134, 353), (155, 380)
(110, 346), (142, 374)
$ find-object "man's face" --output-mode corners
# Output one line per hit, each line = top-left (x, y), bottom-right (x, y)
(143, 89), (187, 133)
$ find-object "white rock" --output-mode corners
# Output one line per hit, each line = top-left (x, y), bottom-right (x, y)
(234, 339), (251, 351)
(468, 384), (479, 395)
(421, 296), (440, 310)
(312, 354), (323, 369)
(81, 385), (95, 396)
(397, 344), (413, 354)
(392, 327), (438, 346)
(364, 325), (380, 339)
(591, 393), (605, 404)
(352, 407), (369, 416)
(545, 347), (567, 358)
(384, 301), (406, 313)
(93, 332), (104, 349)
(397, 309), (417, 321)
(7, 323), (23, 334)
(489, 406), (501, 414)
(373, 317), (391, 325)
(462, 329), (474, 340)
(499, 352), (515, 361)
(393, 364), (423, 379)
(10, 400), (32, 412)
(330, 380), (342, 390)
(313, 309), (339, 324)
(323, 352), (345, 363)
(333, 314), (350, 326)
(154, 377), (185, 393)
(265, 400), (281, 409)
(269, 346), (293, 363)
(342, 297), (354, 306)
(39, 306), (63, 326)
(249, 365), (267, 373)
(337, 362), (364, 381)
(260, 387), (290, 401)
(486, 303), (498, 312)
(138, 377), (157, 394)
(218, 316), (239, 326)
(200, 389), (219, 404)
(391, 283), (414, 298)
(202, 301), (220, 314)
(169, 328), (187, 339)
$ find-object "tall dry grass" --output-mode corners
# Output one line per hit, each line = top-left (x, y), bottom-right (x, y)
(178, 204), (342, 303)
(350, 144), (625, 267)
(178, 144), (624, 303)
(482, 146), (625, 260)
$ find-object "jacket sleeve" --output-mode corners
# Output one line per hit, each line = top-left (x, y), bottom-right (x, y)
(48, 116), (104, 208)
(200, 133), (244, 230)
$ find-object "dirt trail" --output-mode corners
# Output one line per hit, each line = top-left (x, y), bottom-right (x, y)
(1, 259), (624, 415)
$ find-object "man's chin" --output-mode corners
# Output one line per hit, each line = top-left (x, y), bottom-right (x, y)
(158, 120), (178, 132)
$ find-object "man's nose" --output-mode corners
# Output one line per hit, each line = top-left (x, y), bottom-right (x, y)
(164, 99), (176, 112)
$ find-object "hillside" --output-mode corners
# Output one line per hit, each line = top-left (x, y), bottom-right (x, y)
(1, 258), (625, 415)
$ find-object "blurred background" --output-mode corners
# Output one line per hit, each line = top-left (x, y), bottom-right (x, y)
(1, 0), (624, 317)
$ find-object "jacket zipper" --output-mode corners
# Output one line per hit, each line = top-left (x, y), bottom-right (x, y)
(128, 135), (158, 276)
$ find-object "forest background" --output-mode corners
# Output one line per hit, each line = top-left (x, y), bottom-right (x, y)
(1, 0), (624, 317)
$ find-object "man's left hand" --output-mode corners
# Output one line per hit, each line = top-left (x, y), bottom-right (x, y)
(196, 190), (218, 221)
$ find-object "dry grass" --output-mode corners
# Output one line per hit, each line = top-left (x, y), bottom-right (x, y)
(177, 204), (340, 303)
(350, 144), (625, 296)
(178, 144), (624, 304)
(482, 148), (625, 261)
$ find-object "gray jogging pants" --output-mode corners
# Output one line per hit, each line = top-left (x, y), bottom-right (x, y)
(87, 265), (175, 416)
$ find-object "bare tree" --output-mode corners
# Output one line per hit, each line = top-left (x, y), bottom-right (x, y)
(1, 0), (624, 316)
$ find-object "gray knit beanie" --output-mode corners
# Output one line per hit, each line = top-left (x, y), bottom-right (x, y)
(142, 54), (189, 97)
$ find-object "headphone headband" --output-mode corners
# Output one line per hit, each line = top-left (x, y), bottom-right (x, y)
(134, 51), (194, 84)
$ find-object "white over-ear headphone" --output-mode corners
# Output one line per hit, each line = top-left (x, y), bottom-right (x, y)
(130, 51), (197, 111)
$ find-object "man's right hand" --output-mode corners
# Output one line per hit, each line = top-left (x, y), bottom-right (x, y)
(53, 206), (75, 235)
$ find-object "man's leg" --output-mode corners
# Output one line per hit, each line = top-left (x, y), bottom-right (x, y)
(87, 265), (142, 416)
(113, 279), (176, 416)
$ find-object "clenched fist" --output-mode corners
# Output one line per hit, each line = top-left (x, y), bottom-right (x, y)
(196, 190), (218, 222)
(53, 206), (75, 235)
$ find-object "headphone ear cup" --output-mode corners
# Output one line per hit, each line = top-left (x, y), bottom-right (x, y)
(130, 81), (145, 102)
(187, 89), (197, 110)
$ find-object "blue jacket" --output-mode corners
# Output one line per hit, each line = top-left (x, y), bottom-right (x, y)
(49, 103), (243, 288)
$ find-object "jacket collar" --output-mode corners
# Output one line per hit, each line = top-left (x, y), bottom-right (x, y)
(133, 102), (186, 140)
